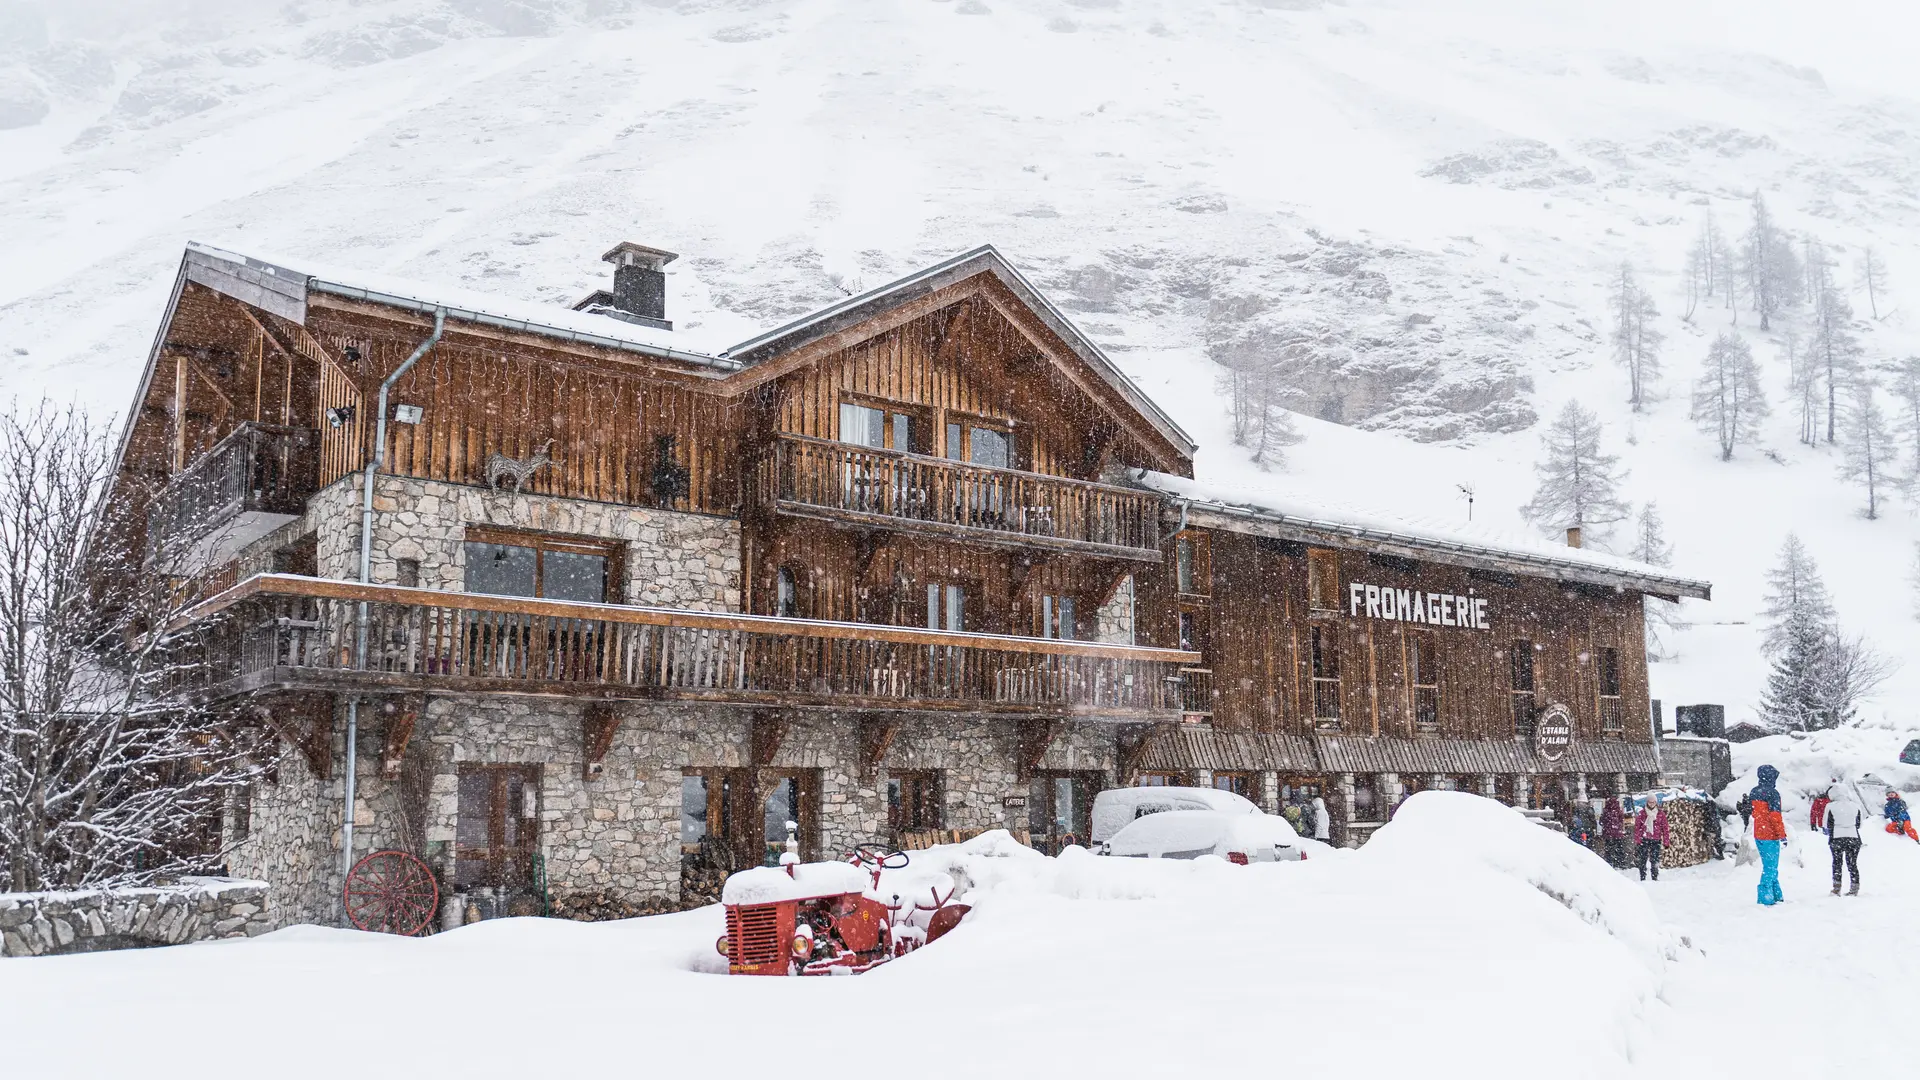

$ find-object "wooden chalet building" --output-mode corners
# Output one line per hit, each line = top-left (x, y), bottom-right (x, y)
(102, 240), (1710, 926)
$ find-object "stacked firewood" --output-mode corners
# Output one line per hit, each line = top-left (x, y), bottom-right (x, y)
(550, 889), (679, 922)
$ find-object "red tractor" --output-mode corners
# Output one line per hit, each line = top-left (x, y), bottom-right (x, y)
(716, 836), (970, 976)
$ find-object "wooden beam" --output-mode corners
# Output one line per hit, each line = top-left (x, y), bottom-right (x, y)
(717, 279), (990, 395)
(751, 712), (791, 767)
(1116, 724), (1168, 784)
(1017, 719), (1063, 782)
(172, 351), (188, 472)
(250, 693), (333, 780)
(378, 693), (421, 781)
(582, 702), (621, 780)
(852, 530), (888, 584)
(857, 716), (903, 783)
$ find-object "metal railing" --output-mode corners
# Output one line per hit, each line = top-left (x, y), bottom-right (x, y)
(173, 575), (1201, 718)
(754, 434), (1163, 559)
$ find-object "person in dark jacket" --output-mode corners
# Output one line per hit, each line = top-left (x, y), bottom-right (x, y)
(1601, 795), (1628, 868)
(1633, 798), (1670, 881)
(1750, 765), (1787, 905)
(1886, 791), (1918, 841)
(1823, 787), (1863, 895)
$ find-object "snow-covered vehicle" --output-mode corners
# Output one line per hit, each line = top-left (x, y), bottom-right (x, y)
(715, 833), (969, 976)
(1900, 739), (1920, 766)
(1098, 809), (1306, 863)
(1090, 785), (1259, 845)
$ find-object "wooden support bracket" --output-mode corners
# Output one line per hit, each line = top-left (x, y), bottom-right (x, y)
(857, 716), (903, 783)
(250, 693), (334, 780)
(583, 703), (622, 780)
(1016, 719), (1063, 782)
(751, 713), (792, 767)
(852, 530), (888, 584)
(378, 694), (422, 781)
(1116, 723), (1171, 784)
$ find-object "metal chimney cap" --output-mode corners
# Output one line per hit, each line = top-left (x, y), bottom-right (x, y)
(601, 242), (679, 270)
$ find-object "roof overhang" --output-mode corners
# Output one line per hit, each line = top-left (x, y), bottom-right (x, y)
(720, 245), (1198, 462)
(1177, 498), (1712, 602)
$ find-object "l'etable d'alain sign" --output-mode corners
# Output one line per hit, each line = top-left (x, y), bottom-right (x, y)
(1347, 582), (1490, 630)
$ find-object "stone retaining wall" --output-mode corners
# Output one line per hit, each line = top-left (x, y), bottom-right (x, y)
(0, 878), (271, 958)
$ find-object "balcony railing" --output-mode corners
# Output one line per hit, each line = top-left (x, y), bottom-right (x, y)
(753, 434), (1163, 561)
(173, 575), (1202, 718)
(1178, 666), (1214, 718)
(148, 423), (319, 558)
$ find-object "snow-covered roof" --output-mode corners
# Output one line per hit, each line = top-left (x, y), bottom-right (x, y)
(1140, 470), (1711, 600)
(183, 242), (743, 370)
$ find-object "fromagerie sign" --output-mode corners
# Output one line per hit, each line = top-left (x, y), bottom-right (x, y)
(1348, 582), (1490, 630)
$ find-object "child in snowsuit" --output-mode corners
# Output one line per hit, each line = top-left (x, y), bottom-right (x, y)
(1749, 765), (1787, 905)
(1809, 790), (1831, 832)
(1824, 788), (1863, 895)
(1633, 799), (1670, 881)
(1885, 791), (1918, 842)
(1601, 795), (1628, 868)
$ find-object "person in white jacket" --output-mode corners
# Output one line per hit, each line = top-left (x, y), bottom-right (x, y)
(1310, 796), (1331, 842)
(1823, 787), (1864, 896)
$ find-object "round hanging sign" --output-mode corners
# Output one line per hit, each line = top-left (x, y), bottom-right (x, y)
(1534, 702), (1574, 763)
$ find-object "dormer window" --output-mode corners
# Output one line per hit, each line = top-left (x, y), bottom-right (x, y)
(946, 419), (1011, 468)
(840, 401), (919, 452)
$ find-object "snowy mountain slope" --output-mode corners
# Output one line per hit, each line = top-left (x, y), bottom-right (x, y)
(4, 0), (1920, 729)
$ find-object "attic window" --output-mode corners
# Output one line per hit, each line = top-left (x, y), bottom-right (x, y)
(1307, 550), (1341, 612)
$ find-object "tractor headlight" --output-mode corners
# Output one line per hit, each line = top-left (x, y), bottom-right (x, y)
(715, 935), (730, 958)
(792, 934), (814, 959)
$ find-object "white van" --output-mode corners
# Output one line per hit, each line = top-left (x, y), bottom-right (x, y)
(1089, 786), (1259, 845)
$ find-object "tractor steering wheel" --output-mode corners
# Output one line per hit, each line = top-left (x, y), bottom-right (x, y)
(852, 843), (910, 869)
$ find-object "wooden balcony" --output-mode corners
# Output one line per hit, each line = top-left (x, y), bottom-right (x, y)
(148, 423), (319, 570)
(753, 434), (1164, 561)
(173, 575), (1202, 719)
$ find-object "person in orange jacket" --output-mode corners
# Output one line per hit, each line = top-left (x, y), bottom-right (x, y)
(1749, 765), (1787, 905)
(1885, 791), (1919, 842)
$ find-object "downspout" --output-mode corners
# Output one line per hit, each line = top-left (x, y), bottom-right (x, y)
(343, 309), (446, 899)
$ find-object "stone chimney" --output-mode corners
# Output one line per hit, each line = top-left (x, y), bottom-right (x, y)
(1565, 526), (1583, 549)
(573, 242), (677, 330)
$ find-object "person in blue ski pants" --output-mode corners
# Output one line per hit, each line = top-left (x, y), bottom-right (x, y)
(1749, 765), (1787, 905)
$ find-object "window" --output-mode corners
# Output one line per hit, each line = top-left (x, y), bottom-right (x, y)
(1027, 772), (1096, 854)
(395, 558), (421, 588)
(926, 582), (967, 632)
(1408, 631), (1439, 732)
(1174, 531), (1210, 596)
(455, 765), (541, 889)
(1212, 772), (1253, 799)
(1307, 549), (1341, 612)
(946, 418), (1013, 467)
(1040, 594), (1077, 640)
(1310, 625), (1341, 726)
(775, 566), (800, 618)
(1177, 608), (1205, 653)
(1510, 639), (1536, 737)
(228, 787), (252, 842)
(463, 528), (617, 603)
(680, 773), (710, 848)
(839, 402), (920, 452)
(759, 771), (818, 866)
(886, 772), (943, 835)
(1597, 646), (1623, 733)
(1135, 773), (1180, 787)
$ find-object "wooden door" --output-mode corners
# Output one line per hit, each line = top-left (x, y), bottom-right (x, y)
(454, 764), (541, 889)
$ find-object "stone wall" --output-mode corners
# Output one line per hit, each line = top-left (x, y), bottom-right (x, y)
(236, 694), (1122, 929)
(0, 879), (271, 957)
(1093, 574), (1135, 645)
(243, 473), (742, 611)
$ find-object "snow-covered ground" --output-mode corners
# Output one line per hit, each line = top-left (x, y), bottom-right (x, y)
(1, 791), (1911, 1077)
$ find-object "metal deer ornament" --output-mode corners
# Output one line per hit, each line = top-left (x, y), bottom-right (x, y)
(485, 439), (555, 493)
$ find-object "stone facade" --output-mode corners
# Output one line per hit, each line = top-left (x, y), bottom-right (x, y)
(232, 689), (1124, 929)
(243, 473), (741, 611)
(1093, 574), (1135, 645)
(0, 879), (272, 957)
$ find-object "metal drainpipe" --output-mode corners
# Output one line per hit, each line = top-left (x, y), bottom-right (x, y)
(343, 309), (446, 901)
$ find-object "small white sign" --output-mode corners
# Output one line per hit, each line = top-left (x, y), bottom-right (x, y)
(1348, 582), (1489, 630)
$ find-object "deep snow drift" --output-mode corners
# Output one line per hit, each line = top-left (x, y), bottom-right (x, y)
(0, 794), (1685, 1079)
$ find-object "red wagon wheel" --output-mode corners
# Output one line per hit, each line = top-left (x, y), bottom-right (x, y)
(344, 850), (440, 936)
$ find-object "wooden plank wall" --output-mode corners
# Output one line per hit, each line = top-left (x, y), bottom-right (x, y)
(1194, 530), (1651, 744)
(772, 298), (1144, 481)
(304, 314), (739, 515)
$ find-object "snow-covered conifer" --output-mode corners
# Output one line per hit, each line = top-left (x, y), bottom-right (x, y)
(1629, 502), (1683, 659)
(1838, 382), (1896, 519)
(1760, 534), (1834, 655)
(1691, 332), (1768, 460)
(1683, 215), (1726, 321)
(1855, 245), (1888, 320)
(1519, 402), (1630, 542)
(1213, 351), (1303, 469)
(1783, 331), (1820, 447)
(1610, 262), (1662, 410)
(1742, 193), (1797, 331)
(1810, 264), (1863, 444)
(1887, 357), (1920, 477)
